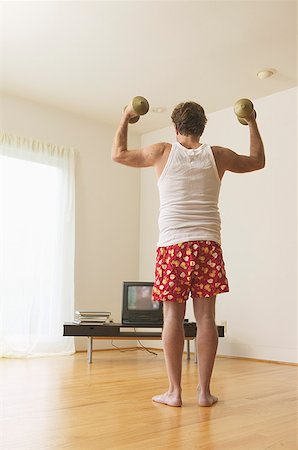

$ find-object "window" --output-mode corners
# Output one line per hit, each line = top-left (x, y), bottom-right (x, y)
(0, 135), (75, 357)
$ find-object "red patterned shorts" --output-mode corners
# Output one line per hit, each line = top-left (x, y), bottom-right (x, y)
(152, 240), (229, 303)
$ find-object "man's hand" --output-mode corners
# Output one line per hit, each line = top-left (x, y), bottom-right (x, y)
(123, 102), (138, 122)
(245, 110), (257, 125)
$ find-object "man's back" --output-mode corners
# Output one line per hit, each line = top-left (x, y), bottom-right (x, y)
(157, 142), (221, 247)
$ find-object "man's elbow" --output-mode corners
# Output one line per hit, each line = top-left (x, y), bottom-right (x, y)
(111, 148), (126, 163)
(258, 157), (265, 170)
(253, 161), (265, 171)
(111, 154), (120, 163)
(253, 154), (265, 171)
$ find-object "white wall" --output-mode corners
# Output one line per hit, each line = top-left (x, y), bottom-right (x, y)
(139, 87), (297, 363)
(1, 93), (141, 351)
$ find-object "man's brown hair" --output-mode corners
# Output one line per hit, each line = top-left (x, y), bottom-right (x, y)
(171, 102), (207, 137)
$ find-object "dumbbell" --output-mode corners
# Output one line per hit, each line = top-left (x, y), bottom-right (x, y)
(234, 98), (257, 125)
(125, 96), (150, 124)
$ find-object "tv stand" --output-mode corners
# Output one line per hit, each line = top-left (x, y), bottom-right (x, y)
(63, 322), (224, 364)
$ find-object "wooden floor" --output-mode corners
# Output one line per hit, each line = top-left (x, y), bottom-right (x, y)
(1, 349), (297, 450)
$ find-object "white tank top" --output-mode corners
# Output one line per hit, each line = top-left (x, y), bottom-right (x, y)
(157, 142), (221, 247)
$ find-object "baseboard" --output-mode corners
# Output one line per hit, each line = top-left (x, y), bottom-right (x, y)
(218, 340), (297, 365)
(216, 354), (298, 366)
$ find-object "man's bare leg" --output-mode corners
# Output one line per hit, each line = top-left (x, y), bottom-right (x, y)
(193, 296), (218, 406)
(152, 301), (186, 407)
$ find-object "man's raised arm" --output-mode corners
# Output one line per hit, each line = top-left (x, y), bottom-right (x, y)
(111, 106), (167, 168)
(213, 112), (265, 175)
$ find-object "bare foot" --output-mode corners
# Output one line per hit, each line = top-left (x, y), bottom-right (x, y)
(198, 393), (218, 407)
(152, 392), (182, 407)
(198, 387), (218, 407)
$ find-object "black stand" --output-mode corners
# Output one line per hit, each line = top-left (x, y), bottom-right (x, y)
(63, 322), (224, 364)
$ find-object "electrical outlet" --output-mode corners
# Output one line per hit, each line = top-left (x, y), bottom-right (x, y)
(220, 320), (227, 333)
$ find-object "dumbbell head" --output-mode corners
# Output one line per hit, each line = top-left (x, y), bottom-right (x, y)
(234, 98), (256, 125)
(124, 96), (149, 124)
(132, 96), (150, 116)
(234, 98), (254, 118)
(128, 115), (140, 124)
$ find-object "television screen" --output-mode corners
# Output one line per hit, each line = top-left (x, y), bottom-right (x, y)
(127, 285), (159, 311)
(122, 281), (163, 325)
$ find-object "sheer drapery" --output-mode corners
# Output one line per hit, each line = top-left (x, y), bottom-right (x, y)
(0, 133), (75, 357)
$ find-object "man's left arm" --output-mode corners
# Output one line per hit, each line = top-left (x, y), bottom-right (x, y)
(212, 113), (265, 177)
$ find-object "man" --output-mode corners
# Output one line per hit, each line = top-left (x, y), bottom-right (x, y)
(112, 100), (265, 407)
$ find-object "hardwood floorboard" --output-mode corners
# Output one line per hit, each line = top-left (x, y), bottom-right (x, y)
(1, 350), (297, 450)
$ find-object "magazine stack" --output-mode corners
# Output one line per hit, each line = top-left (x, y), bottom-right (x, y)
(74, 311), (111, 325)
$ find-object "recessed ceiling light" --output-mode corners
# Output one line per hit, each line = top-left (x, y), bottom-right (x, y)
(151, 107), (166, 113)
(257, 69), (275, 79)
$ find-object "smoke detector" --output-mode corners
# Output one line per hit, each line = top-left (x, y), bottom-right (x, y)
(151, 107), (166, 113)
(257, 69), (275, 79)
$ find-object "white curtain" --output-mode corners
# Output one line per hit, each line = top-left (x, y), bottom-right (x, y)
(0, 133), (75, 357)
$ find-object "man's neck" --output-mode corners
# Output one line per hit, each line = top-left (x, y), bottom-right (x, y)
(177, 133), (202, 149)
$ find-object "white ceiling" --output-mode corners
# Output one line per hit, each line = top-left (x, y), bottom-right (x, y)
(1, 1), (297, 134)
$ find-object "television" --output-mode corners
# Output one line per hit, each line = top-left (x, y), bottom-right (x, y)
(121, 281), (163, 325)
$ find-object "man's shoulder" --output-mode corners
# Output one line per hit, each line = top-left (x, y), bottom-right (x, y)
(152, 142), (172, 158)
(211, 145), (230, 160)
(211, 145), (226, 153)
(159, 142), (172, 151)
(149, 142), (171, 152)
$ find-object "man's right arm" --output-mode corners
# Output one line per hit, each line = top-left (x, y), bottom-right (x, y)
(111, 106), (168, 168)
(213, 113), (265, 176)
